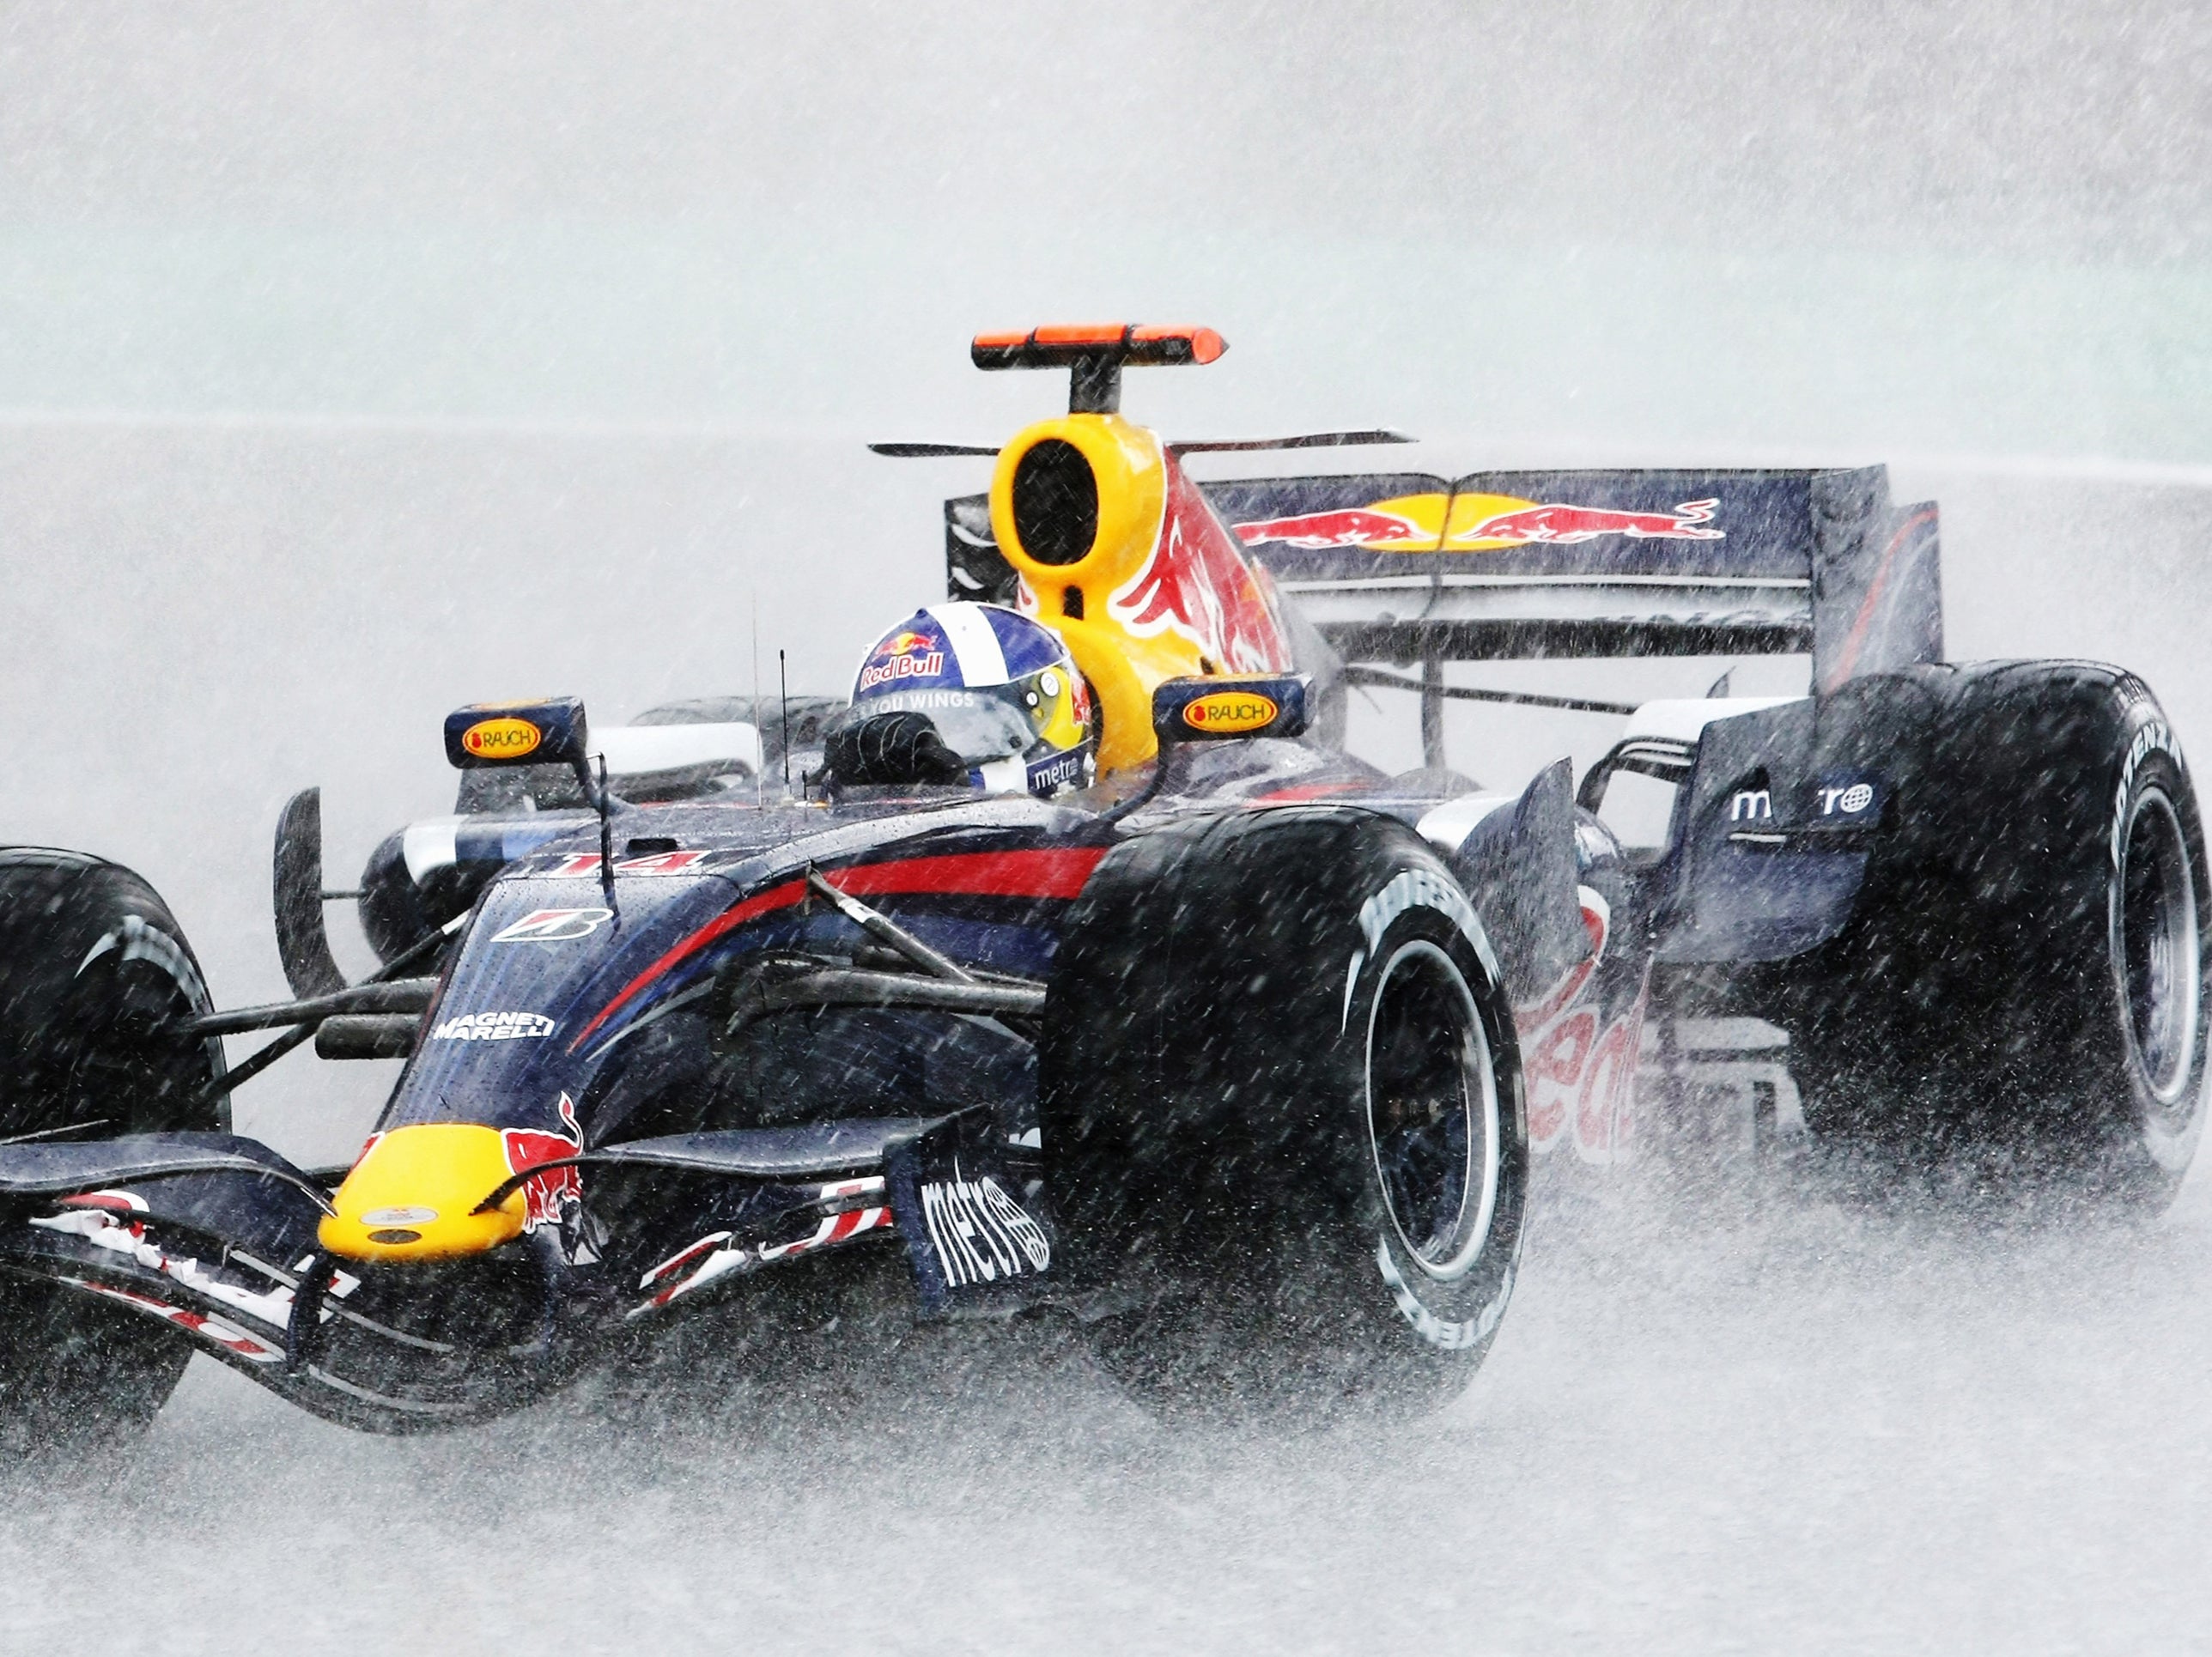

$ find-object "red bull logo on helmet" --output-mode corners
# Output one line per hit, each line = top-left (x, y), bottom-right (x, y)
(859, 628), (948, 691)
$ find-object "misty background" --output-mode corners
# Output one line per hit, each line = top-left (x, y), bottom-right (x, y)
(3, 3), (2212, 1652)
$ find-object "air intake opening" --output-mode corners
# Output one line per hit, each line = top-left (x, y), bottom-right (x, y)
(1011, 439), (1098, 567)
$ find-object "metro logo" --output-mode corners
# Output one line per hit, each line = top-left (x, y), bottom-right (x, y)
(921, 1172), (1051, 1288)
(461, 717), (543, 760)
(1024, 746), (1091, 797)
(1182, 691), (1279, 734)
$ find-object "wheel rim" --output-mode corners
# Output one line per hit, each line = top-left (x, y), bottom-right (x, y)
(2119, 786), (2201, 1107)
(1364, 940), (1498, 1282)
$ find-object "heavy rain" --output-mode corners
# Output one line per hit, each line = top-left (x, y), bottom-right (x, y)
(3, 3), (2211, 1650)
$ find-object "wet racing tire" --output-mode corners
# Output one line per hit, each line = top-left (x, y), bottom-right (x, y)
(1041, 807), (1528, 1423)
(1765, 664), (2209, 1211)
(0, 853), (227, 1452)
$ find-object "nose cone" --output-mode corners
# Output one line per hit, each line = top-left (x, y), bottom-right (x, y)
(319, 1124), (530, 1261)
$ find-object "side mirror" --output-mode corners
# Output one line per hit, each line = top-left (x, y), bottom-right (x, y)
(1151, 676), (1310, 748)
(444, 697), (592, 792)
(445, 696), (617, 894)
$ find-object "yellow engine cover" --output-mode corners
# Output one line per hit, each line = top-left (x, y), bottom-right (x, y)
(988, 413), (1291, 774)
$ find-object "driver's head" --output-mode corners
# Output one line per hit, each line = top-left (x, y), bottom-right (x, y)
(826, 603), (1094, 798)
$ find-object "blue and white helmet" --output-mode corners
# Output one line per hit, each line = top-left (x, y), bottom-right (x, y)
(841, 603), (1094, 797)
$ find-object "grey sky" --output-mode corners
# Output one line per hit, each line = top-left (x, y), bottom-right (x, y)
(0, 3), (2207, 456)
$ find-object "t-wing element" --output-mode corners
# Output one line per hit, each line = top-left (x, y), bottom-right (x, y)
(871, 431), (1411, 460)
(971, 323), (1226, 415)
(1167, 430), (1413, 455)
(869, 442), (1003, 458)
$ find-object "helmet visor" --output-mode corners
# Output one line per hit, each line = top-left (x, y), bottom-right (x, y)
(845, 683), (1045, 765)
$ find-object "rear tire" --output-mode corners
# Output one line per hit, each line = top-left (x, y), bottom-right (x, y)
(1042, 809), (1528, 1423)
(0, 853), (225, 1452)
(1766, 665), (2209, 1211)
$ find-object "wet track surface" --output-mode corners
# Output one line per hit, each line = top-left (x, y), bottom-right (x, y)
(7, 1), (2212, 1638)
(8, 1179), (2212, 1654)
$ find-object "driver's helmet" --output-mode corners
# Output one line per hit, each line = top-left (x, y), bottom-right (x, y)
(840, 603), (1093, 797)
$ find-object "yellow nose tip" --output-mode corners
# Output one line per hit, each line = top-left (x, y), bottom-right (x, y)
(319, 1124), (530, 1261)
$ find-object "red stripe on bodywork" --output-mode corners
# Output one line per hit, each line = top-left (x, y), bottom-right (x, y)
(570, 847), (1108, 1049)
(830, 848), (1107, 901)
(1249, 781), (1366, 803)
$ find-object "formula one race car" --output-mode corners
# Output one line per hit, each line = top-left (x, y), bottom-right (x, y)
(0, 324), (2203, 1448)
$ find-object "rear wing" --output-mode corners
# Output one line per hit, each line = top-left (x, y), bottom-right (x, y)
(946, 465), (1942, 693)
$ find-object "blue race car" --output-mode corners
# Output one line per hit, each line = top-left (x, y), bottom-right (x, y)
(0, 324), (2198, 1443)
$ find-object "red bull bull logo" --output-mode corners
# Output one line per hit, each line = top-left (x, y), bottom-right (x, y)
(1453, 499), (1722, 546)
(1233, 495), (1725, 552)
(1106, 460), (1293, 674)
(500, 1092), (584, 1234)
(1231, 507), (1428, 549)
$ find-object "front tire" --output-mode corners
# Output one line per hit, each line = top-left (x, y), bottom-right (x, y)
(1042, 808), (1529, 1423)
(0, 853), (225, 1452)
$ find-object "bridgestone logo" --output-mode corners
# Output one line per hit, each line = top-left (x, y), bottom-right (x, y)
(1358, 868), (1486, 956)
(1376, 1239), (1510, 1351)
(921, 1168), (1051, 1288)
(431, 1011), (555, 1041)
(2114, 718), (2179, 871)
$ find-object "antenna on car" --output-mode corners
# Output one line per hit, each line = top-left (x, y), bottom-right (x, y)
(780, 650), (792, 798)
(595, 754), (617, 915)
(752, 589), (764, 810)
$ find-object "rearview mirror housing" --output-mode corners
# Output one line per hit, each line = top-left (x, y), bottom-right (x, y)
(1151, 676), (1310, 747)
(444, 697), (590, 772)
